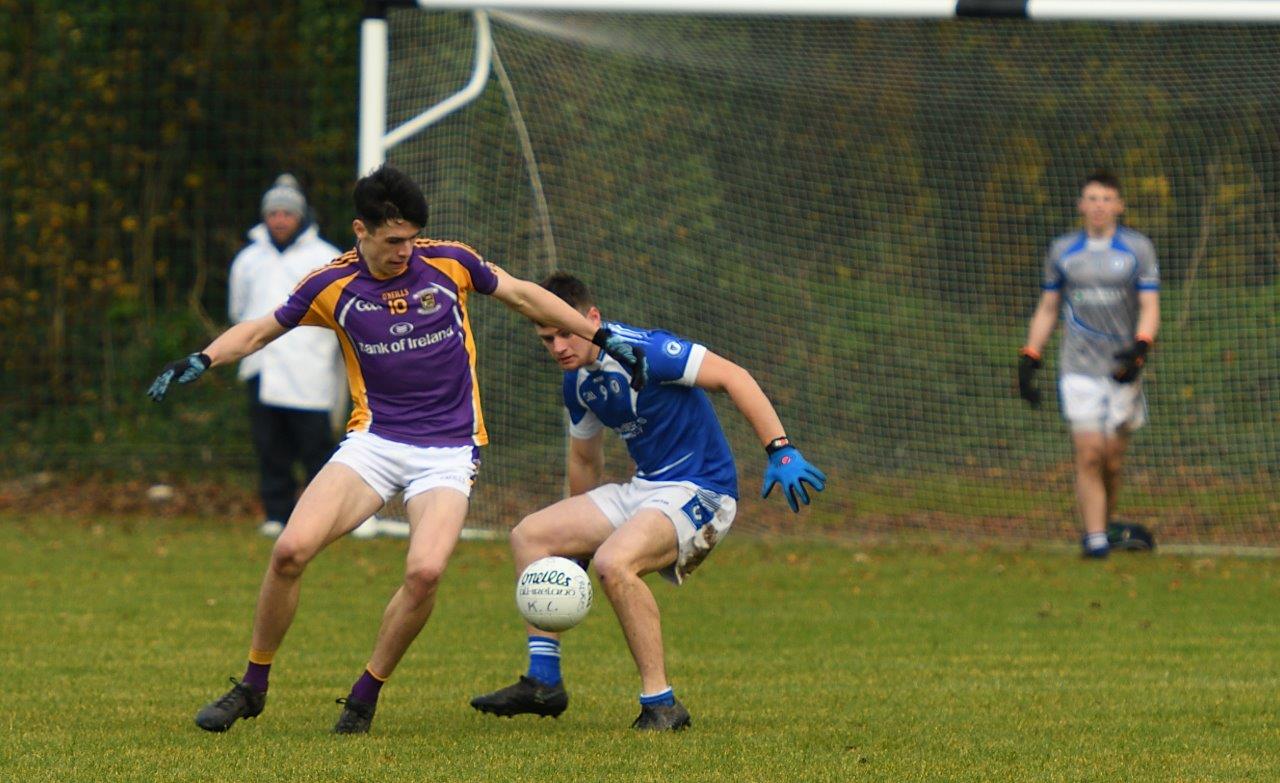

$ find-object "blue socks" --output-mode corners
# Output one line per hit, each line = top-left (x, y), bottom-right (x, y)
(526, 635), (562, 686)
(640, 687), (675, 708)
(524, 633), (674, 708)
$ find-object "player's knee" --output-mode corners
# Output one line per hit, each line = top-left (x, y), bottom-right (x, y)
(510, 515), (554, 558)
(509, 519), (535, 551)
(403, 561), (445, 603)
(592, 549), (638, 588)
(269, 539), (313, 578)
(1075, 448), (1105, 472)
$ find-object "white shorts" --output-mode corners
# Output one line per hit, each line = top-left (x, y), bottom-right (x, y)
(329, 431), (479, 502)
(1059, 373), (1147, 434)
(587, 477), (737, 585)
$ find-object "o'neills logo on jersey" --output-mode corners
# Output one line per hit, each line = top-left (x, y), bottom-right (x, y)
(414, 288), (441, 315)
(356, 325), (456, 355)
(1072, 289), (1125, 305)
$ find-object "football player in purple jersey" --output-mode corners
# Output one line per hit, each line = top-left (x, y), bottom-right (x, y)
(148, 166), (647, 734)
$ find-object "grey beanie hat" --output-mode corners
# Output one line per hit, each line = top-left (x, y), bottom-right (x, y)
(260, 173), (307, 218)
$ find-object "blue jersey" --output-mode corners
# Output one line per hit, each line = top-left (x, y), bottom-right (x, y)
(563, 321), (738, 499)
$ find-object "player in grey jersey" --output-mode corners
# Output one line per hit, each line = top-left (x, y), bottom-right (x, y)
(1017, 171), (1160, 558)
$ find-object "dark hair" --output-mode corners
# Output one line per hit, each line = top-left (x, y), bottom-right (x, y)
(540, 271), (595, 310)
(1083, 169), (1121, 195)
(353, 165), (429, 229)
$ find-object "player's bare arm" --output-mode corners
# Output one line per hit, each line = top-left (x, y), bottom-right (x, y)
(1136, 291), (1160, 341)
(1023, 289), (1061, 358)
(1017, 289), (1060, 407)
(694, 349), (825, 512)
(147, 313), (290, 402)
(692, 350), (786, 447)
(1112, 290), (1161, 383)
(490, 265), (648, 389)
(489, 265), (601, 341)
(203, 314), (290, 368)
(567, 432), (605, 496)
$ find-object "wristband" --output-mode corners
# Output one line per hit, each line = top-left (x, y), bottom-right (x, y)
(1019, 346), (1041, 361)
(765, 436), (791, 455)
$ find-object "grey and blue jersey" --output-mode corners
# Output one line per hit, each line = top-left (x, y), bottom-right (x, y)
(563, 321), (738, 499)
(1042, 226), (1159, 377)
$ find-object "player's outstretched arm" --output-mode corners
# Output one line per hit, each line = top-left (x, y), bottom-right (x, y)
(489, 267), (648, 389)
(1018, 290), (1059, 408)
(695, 351), (825, 512)
(146, 314), (288, 402)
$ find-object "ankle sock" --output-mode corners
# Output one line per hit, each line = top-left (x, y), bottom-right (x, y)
(242, 648), (275, 692)
(349, 667), (387, 705)
(640, 687), (675, 708)
(527, 635), (562, 686)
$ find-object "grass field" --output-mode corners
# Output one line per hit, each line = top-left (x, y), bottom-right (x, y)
(2, 514), (1277, 782)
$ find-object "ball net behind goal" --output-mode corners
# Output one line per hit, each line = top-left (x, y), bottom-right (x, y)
(382, 11), (1279, 548)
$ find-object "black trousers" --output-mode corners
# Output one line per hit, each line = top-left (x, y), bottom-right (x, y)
(247, 376), (336, 524)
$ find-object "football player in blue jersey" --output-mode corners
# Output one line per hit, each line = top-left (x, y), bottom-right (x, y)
(1019, 171), (1160, 558)
(471, 272), (825, 730)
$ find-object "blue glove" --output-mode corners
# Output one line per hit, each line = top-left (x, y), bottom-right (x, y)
(762, 441), (826, 513)
(147, 352), (211, 402)
(592, 328), (648, 391)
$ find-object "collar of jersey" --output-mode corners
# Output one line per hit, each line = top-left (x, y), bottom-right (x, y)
(583, 352), (618, 373)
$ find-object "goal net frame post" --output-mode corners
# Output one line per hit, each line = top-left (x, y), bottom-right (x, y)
(359, 0), (1280, 190)
(359, 2), (494, 177)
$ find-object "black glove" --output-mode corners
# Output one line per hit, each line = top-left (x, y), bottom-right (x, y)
(592, 328), (648, 391)
(1017, 350), (1042, 408)
(147, 352), (211, 402)
(1112, 338), (1151, 384)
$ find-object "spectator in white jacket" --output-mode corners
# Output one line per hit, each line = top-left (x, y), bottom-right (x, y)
(228, 174), (346, 538)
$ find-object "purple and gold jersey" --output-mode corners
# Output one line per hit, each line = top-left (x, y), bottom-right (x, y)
(274, 238), (499, 447)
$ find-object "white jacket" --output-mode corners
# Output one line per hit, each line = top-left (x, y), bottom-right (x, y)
(228, 222), (345, 412)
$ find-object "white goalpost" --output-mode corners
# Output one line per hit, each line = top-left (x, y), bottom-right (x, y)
(360, 1), (1280, 175)
(361, 1), (1280, 550)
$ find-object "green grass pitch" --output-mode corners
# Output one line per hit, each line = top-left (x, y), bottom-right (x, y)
(2, 514), (1277, 782)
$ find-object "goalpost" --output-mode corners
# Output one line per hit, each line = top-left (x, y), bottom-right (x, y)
(362, 1), (1280, 550)
(360, 1), (1280, 177)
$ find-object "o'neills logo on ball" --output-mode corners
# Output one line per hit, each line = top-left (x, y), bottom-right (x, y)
(520, 568), (573, 587)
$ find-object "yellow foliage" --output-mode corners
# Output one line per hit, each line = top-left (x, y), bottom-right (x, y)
(1139, 175), (1171, 201)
